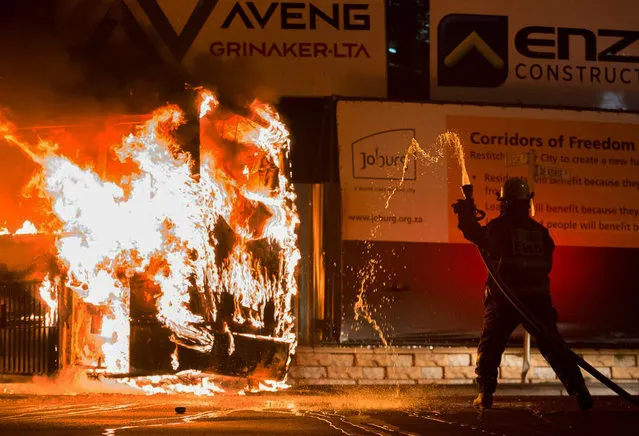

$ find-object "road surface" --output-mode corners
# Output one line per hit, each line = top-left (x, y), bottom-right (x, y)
(1, 381), (638, 435)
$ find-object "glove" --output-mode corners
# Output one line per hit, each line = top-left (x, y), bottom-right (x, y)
(452, 198), (486, 222)
(451, 198), (475, 217)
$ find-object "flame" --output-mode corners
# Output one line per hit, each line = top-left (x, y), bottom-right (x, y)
(223, 322), (235, 356)
(198, 89), (219, 119)
(200, 95), (301, 347)
(246, 379), (291, 393)
(171, 345), (180, 372)
(38, 274), (58, 327)
(14, 220), (38, 235)
(1, 88), (299, 388)
(0, 226), (9, 235)
(118, 371), (225, 396)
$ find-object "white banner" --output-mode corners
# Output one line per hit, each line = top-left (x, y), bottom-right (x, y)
(337, 101), (449, 243)
(59, 0), (387, 98)
(430, 0), (639, 110)
(338, 100), (639, 248)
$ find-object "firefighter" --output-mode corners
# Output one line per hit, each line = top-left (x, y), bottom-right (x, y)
(453, 177), (593, 410)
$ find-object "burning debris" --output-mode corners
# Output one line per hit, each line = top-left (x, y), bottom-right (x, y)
(0, 89), (300, 393)
(14, 220), (39, 235)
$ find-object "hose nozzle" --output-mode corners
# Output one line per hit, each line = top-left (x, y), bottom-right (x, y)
(454, 184), (486, 222)
(461, 184), (474, 201)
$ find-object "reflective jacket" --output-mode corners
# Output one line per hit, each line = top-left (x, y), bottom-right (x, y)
(458, 213), (555, 295)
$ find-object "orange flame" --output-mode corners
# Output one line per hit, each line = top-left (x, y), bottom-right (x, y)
(118, 371), (225, 396)
(14, 220), (38, 235)
(1, 89), (299, 386)
(38, 274), (58, 327)
(246, 379), (291, 393)
(198, 89), (219, 119)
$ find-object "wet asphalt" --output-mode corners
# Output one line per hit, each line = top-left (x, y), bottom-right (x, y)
(1, 385), (638, 435)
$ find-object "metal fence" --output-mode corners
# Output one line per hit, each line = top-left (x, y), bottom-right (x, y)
(0, 281), (59, 374)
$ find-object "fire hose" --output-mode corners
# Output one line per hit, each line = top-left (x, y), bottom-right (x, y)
(454, 184), (639, 407)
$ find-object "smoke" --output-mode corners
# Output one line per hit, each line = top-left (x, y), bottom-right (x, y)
(0, 2), (170, 230)
(0, 368), (139, 395)
(189, 52), (281, 110)
(0, 14), (105, 124)
(0, 0), (281, 124)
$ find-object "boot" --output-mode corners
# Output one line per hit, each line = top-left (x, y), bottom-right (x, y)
(473, 392), (493, 409)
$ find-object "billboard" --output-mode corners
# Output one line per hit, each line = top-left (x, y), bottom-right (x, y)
(337, 100), (639, 344)
(59, 0), (387, 98)
(430, 0), (639, 110)
(338, 101), (639, 249)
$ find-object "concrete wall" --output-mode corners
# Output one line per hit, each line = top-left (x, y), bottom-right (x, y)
(288, 346), (639, 387)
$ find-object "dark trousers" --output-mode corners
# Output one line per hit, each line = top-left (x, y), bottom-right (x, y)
(476, 289), (587, 395)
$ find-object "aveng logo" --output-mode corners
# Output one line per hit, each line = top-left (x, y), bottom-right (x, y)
(351, 129), (417, 181)
(221, 2), (371, 30)
(66, 1), (372, 63)
(438, 13), (639, 87)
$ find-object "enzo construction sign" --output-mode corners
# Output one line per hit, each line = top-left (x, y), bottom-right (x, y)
(430, 0), (639, 110)
(58, 0), (387, 98)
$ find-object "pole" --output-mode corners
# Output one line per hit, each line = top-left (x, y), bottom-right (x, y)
(522, 332), (531, 383)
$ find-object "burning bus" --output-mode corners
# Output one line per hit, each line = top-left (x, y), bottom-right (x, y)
(0, 90), (300, 387)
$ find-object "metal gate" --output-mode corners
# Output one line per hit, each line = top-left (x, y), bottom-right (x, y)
(0, 280), (59, 374)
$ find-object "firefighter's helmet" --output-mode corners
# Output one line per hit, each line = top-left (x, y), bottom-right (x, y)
(498, 177), (532, 201)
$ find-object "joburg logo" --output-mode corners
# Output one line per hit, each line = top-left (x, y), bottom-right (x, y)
(437, 14), (509, 87)
(351, 129), (417, 181)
